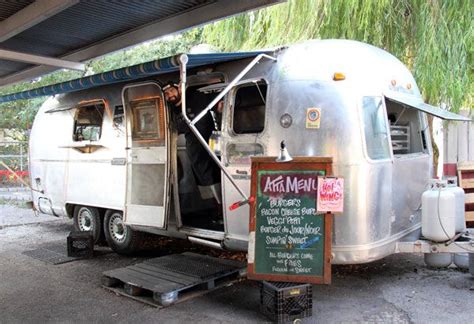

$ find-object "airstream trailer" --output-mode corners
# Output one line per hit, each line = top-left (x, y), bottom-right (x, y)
(14, 39), (469, 262)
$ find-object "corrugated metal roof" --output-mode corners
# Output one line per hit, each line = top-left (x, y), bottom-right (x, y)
(0, 0), (283, 87)
(0, 0), (34, 20)
(0, 0), (211, 78)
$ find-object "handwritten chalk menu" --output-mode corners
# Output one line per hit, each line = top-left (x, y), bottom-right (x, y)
(248, 157), (333, 284)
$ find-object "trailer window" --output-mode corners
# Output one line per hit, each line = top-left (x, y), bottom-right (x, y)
(362, 97), (391, 160)
(227, 143), (264, 164)
(73, 103), (104, 141)
(233, 81), (267, 134)
(131, 98), (163, 141)
(385, 99), (426, 155)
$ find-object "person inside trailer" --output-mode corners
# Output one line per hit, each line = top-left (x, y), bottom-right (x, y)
(163, 81), (222, 205)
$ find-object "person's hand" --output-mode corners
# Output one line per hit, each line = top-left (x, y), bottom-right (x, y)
(217, 101), (224, 113)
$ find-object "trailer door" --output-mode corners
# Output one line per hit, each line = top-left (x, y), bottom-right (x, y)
(122, 82), (169, 228)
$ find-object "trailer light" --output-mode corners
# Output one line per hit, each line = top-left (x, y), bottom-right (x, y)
(280, 113), (293, 128)
(333, 72), (345, 81)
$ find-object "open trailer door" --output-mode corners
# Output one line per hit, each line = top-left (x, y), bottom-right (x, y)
(122, 82), (169, 228)
(384, 90), (471, 122)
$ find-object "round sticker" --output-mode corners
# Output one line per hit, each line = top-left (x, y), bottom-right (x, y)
(308, 109), (320, 121)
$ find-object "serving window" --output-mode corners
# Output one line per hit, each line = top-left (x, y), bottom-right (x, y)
(73, 102), (105, 142)
(385, 99), (426, 155)
(232, 80), (267, 134)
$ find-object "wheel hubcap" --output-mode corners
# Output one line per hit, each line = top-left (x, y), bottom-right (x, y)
(78, 209), (93, 231)
(109, 213), (127, 243)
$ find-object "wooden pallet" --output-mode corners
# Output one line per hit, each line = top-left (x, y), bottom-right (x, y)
(102, 252), (245, 307)
(457, 162), (474, 225)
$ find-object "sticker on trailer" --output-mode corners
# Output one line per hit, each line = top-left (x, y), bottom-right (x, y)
(317, 177), (344, 213)
(306, 107), (321, 129)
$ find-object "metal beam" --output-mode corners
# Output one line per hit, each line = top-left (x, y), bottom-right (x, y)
(0, 49), (85, 71)
(0, 0), (79, 42)
(0, 0), (284, 87)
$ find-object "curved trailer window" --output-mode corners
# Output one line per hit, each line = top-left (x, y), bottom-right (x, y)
(362, 96), (391, 160)
(232, 80), (267, 134)
(73, 102), (105, 142)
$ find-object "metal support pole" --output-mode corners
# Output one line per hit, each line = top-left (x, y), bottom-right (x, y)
(190, 53), (277, 126)
(20, 143), (24, 187)
(178, 53), (277, 201)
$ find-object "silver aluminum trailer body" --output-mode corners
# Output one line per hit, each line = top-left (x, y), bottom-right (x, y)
(28, 39), (467, 264)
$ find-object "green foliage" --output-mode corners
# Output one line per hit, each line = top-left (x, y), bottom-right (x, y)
(203, 0), (473, 112)
(0, 0), (471, 132)
(0, 30), (202, 129)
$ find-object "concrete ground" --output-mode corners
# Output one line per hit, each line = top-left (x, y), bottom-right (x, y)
(0, 203), (473, 323)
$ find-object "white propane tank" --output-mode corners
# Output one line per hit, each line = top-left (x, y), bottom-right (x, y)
(422, 180), (456, 242)
(470, 254), (474, 276)
(424, 253), (453, 268)
(445, 178), (466, 233)
(453, 253), (469, 269)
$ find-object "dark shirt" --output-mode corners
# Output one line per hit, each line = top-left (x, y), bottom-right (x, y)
(168, 92), (220, 186)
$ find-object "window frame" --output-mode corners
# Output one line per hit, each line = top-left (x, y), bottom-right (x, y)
(129, 96), (165, 144)
(385, 98), (431, 158)
(72, 99), (109, 142)
(358, 95), (394, 163)
(230, 78), (268, 136)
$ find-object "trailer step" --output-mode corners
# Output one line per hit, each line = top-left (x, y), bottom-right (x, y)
(102, 252), (245, 307)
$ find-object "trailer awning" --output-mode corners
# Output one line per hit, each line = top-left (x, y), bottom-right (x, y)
(384, 90), (470, 122)
(0, 51), (268, 104)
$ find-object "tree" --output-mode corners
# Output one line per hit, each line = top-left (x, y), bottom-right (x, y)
(202, 0), (473, 112)
(1, 1), (471, 131)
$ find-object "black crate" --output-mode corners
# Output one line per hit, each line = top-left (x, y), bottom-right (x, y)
(260, 281), (312, 323)
(67, 231), (94, 258)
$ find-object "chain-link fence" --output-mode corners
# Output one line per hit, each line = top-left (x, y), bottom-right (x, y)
(0, 141), (29, 188)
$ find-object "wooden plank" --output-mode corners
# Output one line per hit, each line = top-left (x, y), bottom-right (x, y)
(105, 268), (182, 292)
(465, 211), (474, 222)
(103, 276), (242, 308)
(251, 156), (333, 164)
(131, 264), (196, 286)
(465, 193), (474, 204)
(461, 178), (474, 189)
(457, 161), (474, 171)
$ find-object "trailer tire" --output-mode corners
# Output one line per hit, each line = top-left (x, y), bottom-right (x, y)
(104, 210), (144, 255)
(73, 205), (102, 244)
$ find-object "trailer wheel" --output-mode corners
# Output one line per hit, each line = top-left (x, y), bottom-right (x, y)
(104, 210), (144, 255)
(73, 205), (102, 244)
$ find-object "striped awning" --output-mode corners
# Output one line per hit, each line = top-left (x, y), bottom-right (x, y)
(0, 51), (267, 104)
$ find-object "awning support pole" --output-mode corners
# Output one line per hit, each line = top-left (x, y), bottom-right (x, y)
(178, 53), (277, 202)
(190, 53), (277, 126)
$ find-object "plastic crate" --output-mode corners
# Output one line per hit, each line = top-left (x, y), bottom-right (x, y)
(260, 281), (312, 323)
(67, 231), (94, 258)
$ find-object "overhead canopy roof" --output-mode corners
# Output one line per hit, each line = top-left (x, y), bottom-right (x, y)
(0, 0), (282, 87)
(0, 51), (268, 103)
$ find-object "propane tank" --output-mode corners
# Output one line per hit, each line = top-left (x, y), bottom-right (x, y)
(424, 253), (452, 268)
(422, 180), (456, 242)
(453, 253), (469, 269)
(445, 177), (466, 233)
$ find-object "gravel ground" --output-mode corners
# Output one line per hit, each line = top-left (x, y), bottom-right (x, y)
(1, 204), (473, 323)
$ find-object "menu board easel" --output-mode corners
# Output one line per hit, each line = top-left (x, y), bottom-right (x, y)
(247, 157), (333, 284)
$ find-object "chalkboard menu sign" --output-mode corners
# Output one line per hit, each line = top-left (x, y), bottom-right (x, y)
(247, 157), (333, 284)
